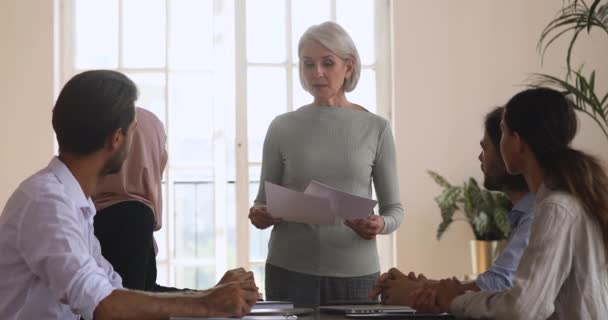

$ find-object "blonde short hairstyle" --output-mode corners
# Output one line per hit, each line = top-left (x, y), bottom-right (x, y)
(297, 21), (361, 93)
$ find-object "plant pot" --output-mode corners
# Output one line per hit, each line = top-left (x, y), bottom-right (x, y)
(469, 240), (506, 275)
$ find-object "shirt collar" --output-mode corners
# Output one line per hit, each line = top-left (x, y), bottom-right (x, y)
(509, 192), (535, 225)
(535, 183), (552, 204)
(47, 156), (93, 209)
(513, 192), (535, 213)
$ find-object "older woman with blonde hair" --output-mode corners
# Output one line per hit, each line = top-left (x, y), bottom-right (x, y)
(248, 21), (404, 307)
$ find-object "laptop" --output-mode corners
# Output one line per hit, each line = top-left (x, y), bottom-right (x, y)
(345, 313), (455, 319)
(251, 300), (294, 310)
(318, 304), (416, 314)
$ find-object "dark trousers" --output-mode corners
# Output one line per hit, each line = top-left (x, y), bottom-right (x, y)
(265, 263), (379, 307)
(94, 201), (181, 292)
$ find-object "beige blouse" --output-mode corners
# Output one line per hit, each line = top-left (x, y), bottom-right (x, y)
(451, 184), (608, 319)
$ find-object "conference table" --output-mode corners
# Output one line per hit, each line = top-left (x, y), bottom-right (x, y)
(172, 308), (456, 320)
(295, 309), (455, 320)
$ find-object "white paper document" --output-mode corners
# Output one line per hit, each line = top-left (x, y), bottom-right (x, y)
(304, 181), (378, 220)
(265, 180), (377, 224)
(264, 181), (335, 224)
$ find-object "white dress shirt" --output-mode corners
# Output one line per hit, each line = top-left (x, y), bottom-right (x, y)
(451, 184), (608, 319)
(0, 157), (123, 320)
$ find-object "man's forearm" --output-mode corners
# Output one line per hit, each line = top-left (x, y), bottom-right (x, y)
(458, 281), (480, 292)
(425, 278), (479, 292)
(94, 289), (207, 320)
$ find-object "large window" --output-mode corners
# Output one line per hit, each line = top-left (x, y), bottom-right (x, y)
(61, 0), (392, 293)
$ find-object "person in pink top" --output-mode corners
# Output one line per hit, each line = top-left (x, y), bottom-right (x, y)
(92, 107), (173, 291)
(93, 107), (252, 292)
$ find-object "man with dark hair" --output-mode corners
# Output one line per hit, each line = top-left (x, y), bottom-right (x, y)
(480, 107), (529, 195)
(0, 70), (258, 320)
(369, 107), (534, 304)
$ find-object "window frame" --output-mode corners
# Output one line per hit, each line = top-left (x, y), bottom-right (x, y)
(59, 0), (395, 289)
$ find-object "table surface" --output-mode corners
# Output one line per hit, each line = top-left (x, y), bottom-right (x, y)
(172, 309), (455, 320)
(297, 310), (454, 320)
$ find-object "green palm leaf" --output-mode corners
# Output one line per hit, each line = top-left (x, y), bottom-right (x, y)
(437, 219), (454, 241)
(427, 170), (453, 188)
(539, 0), (608, 75)
(434, 186), (461, 240)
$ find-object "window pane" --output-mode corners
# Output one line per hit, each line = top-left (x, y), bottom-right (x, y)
(347, 68), (376, 113)
(247, 67), (287, 163)
(291, 0), (330, 62)
(172, 168), (213, 182)
(196, 183), (215, 259)
(215, 0), (237, 181)
(174, 265), (215, 289)
(169, 0), (213, 70)
(156, 263), (169, 286)
(249, 224), (271, 262)
(249, 165), (261, 187)
(250, 264), (266, 299)
(226, 183), (237, 267)
(227, 141), (236, 181)
(122, 0), (166, 68)
(337, 0), (375, 65)
(74, 0), (118, 68)
(155, 181), (168, 260)
(249, 165), (261, 204)
(225, 99), (236, 182)
(173, 182), (214, 259)
(248, 166), (270, 263)
(125, 73), (166, 125)
(292, 66), (311, 109)
(169, 72), (214, 167)
(173, 183), (195, 259)
(246, 0), (286, 63)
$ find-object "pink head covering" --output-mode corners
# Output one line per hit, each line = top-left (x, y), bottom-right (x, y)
(93, 107), (167, 231)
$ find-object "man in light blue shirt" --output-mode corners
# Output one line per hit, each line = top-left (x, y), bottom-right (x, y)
(472, 107), (533, 292)
(474, 195), (533, 291)
(0, 70), (259, 320)
(369, 106), (534, 302)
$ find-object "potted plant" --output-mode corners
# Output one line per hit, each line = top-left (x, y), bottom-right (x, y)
(532, 0), (608, 139)
(428, 171), (512, 275)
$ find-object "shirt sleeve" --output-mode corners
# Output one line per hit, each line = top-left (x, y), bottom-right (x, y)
(451, 201), (575, 319)
(254, 117), (284, 206)
(475, 211), (533, 291)
(373, 120), (404, 234)
(17, 194), (117, 320)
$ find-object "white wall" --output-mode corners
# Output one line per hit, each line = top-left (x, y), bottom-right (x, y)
(392, 0), (608, 278)
(0, 0), (57, 209)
